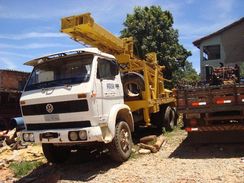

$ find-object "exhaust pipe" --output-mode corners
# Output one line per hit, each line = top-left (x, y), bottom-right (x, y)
(10, 117), (25, 131)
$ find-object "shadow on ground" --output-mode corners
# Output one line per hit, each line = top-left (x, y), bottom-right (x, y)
(169, 131), (244, 159)
(16, 129), (244, 182)
(16, 126), (161, 183)
(16, 152), (120, 183)
(133, 126), (163, 143)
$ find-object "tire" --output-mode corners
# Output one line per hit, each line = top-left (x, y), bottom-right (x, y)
(164, 106), (176, 131)
(122, 72), (145, 100)
(42, 144), (70, 164)
(173, 107), (179, 126)
(108, 121), (132, 162)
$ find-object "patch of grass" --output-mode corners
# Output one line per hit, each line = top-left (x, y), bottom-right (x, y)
(163, 125), (184, 138)
(130, 145), (142, 160)
(130, 151), (140, 159)
(9, 161), (43, 178)
(163, 130), (176, 138)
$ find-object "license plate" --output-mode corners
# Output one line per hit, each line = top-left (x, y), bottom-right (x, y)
(40, 132), (59, 139)
(44, 114), (60, 121)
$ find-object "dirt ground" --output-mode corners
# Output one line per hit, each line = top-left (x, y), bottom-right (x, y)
(1, 128), (244, 183)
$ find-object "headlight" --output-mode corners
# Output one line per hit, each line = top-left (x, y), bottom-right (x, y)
(23, 133), (30, 141)
(69, 131), (78, 141)
(79, 130), (87, 140)
(23, 133), (34, 142)
(29, 133), (34, 142)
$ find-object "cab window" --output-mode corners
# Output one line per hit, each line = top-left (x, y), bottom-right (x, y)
(97, 59), (119, 80)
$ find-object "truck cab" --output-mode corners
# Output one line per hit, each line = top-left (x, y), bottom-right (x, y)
(20, 48), (134, 163)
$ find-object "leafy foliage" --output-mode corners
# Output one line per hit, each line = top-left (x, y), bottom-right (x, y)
(239, 62), (244, 77)
(121, 6), (192, 80)
(172, 60), (200, 85)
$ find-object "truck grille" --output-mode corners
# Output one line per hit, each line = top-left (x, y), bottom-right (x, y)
(26, 121), (91, 130)
(22, 100), (88, 116)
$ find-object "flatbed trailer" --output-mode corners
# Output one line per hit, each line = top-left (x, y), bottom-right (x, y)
(176, 84), (244, 132)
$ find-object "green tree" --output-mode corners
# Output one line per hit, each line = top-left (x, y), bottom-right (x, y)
(121, 6), (192, 80)
(239, 62), (244, 77)
(172, 60), (200, 85)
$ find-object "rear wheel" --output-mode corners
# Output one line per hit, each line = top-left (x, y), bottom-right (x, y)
(164, 106), (176, 131)
(108, 121), (132, 162)
(42, 144), (70, 164)
(173, 107), (179, 126)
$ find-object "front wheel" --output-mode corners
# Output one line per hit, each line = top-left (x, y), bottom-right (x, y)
(42, 144), (70, 164)
(108, 121), (132, 162)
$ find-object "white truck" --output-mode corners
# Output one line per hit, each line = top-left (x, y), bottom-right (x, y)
(20, 13), (176, 163)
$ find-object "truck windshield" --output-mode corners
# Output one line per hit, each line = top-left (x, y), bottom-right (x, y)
(25, 54), (93, 91)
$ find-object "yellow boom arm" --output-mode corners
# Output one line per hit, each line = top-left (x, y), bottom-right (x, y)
(61, 13), (133, 58)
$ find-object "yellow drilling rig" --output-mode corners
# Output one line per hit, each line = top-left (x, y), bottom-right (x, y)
(61, 13), (176, 127)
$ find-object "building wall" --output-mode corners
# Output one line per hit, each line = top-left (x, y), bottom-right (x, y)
(0, 70), (29, 91)
(199, 36), (225, 80)
(221, 21), (244, 64)
(0, 70), (29, 130)
(199, 21), (244, 80)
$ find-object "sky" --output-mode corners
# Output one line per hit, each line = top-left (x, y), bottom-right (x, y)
(0, 0), (243, 73)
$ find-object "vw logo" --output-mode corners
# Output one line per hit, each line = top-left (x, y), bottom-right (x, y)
(46, 104), (54, 113)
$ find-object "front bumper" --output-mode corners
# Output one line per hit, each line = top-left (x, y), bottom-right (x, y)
(21, 126), (104, 144)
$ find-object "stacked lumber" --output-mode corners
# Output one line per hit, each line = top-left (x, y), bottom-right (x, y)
(138, 135), (166, 154)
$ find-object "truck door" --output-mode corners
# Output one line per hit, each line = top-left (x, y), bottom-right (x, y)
(95, 58), (123, 119)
